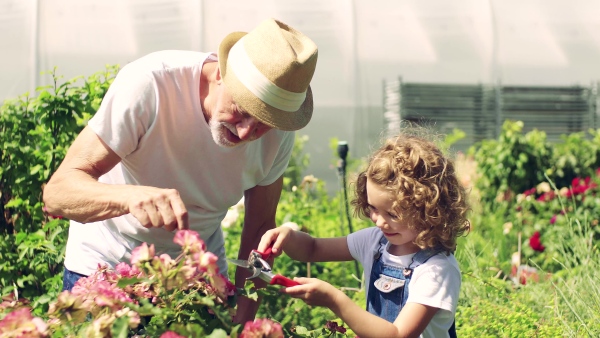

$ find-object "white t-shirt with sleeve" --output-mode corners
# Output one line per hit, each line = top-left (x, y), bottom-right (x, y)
(65, 50), (294, 276)
(347, 227), (460, 338)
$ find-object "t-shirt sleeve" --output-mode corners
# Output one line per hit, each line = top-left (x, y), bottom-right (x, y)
(407, 255), (461, 314)
(347, 227), (380, 265)
(88, 64), (158, 159)
(257, 130), (295, 186)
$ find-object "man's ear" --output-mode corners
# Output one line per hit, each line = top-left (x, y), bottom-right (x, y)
(216, 66), (223, 84)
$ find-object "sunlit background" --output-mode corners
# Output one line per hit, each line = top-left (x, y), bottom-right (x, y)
(2, 0), (600, 191)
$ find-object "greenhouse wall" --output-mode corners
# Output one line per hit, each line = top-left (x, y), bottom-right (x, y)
(2, 0), (600, 191)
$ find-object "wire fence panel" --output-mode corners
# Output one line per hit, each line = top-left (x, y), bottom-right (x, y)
(384, 79), (599, 151)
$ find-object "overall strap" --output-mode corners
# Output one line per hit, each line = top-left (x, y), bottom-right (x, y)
(372, 232), (388, 260)
(408, 248), (443, 269)
(400, 248), (441, 308)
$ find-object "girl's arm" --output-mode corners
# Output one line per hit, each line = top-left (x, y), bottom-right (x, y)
(258, 227), (352, 262)
(284, 277), (438, 338)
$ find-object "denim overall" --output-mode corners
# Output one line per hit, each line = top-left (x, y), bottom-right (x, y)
(366, 235), (457, 338)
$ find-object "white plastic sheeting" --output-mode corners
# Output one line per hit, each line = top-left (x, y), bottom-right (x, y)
(2, 0), (600, 188)
(3, 0), (600, 99)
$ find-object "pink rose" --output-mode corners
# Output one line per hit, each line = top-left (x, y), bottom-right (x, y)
(240, 318), (284, 338)
(131, 242), (155, 265)
(173, 230), (206, 253)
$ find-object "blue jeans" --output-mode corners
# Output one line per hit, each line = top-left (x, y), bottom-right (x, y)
(62, 267), (87, 291)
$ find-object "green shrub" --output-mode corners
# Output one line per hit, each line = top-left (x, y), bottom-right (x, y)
(456, 296), (564, 337)
(0, 66), (118, 309)
(470, 120), (552, 208)
(550, 129), (600, 189)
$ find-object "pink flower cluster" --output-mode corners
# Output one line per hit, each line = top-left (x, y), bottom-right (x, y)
(240, 318), (284, 338)
(160, 331), (187, 338)
(1, 229), (237, 336)
(0, 308), (48, 338)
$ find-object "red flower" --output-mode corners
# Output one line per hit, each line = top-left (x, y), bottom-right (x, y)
(550, 215), (557, 225)
(523, 187), (536, 197)
(536, 191), (555, 202)
(325, 321), (347, 333)
(529, 232), (545, 252)
(510, 265), (540, 285)
(567, 176), (597, 197)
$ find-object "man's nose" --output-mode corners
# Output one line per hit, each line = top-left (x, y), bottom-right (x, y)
(236, 116), (259, 140)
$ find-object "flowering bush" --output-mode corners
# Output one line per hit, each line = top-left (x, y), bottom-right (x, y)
(509, 169), (600, 274)
(1, 227), (360, 337)
(0, 229), (264, 337)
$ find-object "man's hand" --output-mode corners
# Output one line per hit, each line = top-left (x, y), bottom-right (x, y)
(127, 186), (189, 231)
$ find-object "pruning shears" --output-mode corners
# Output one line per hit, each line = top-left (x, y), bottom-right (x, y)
(227, 247), (300, 287)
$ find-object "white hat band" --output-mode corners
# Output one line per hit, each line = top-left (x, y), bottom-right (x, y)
(228, 37), (307, 112)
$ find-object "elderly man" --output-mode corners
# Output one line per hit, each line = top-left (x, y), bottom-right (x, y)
(42, 18), (318, 323)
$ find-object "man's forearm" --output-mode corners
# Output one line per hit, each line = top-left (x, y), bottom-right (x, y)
(233, 220), (273, 324)
(43, 169), (130, 223)
(236, 219), (273, 288)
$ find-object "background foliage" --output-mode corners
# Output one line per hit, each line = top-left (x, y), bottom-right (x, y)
(1, 68), (599, 337)
(0, 66), (118, 311)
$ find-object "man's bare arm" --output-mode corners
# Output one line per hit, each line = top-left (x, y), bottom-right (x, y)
(233, 175), (284, 324)
(43, 126), (188, 231)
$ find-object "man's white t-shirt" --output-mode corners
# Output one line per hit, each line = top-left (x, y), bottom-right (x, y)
(65, 50), (294, 276)
(347, 227), (460, 338)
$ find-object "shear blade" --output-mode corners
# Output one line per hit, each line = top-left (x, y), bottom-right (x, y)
(249, 267), (262, 279)
(228, 259), (264, 280)
(227, 258), (251, 269)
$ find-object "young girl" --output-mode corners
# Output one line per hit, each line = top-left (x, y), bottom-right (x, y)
(257, 133), (470, 338)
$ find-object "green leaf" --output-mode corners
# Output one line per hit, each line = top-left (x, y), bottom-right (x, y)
(34, 294), (53, 305)
(206, 328), (228, 338)
(5, 198), (23, 208)
(116, 277), (149, 288)
(294, 326), (310, 334)
(30, 164), (43, 175)
(111, 316), (132, 338)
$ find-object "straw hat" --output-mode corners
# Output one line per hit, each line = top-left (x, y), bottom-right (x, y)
(218, 18), (318, 131)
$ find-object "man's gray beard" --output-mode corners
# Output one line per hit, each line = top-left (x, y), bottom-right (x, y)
(208, 118), (238, 148)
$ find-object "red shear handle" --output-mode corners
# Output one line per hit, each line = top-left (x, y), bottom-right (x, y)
(270, 274), (300, 287)
(252, 247), (273, 259)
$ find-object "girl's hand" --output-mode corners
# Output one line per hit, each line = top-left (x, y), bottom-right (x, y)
(281, 277), (340, 308)
(257, 226), (294, 257)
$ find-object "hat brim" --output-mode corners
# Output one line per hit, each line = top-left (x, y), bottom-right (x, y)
(218, 31), (313, 131)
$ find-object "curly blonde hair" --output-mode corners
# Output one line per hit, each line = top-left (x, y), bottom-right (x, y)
(351, 133), (470, 253)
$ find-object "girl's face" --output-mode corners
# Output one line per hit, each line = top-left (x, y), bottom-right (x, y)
(366, 178), (420, 256)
